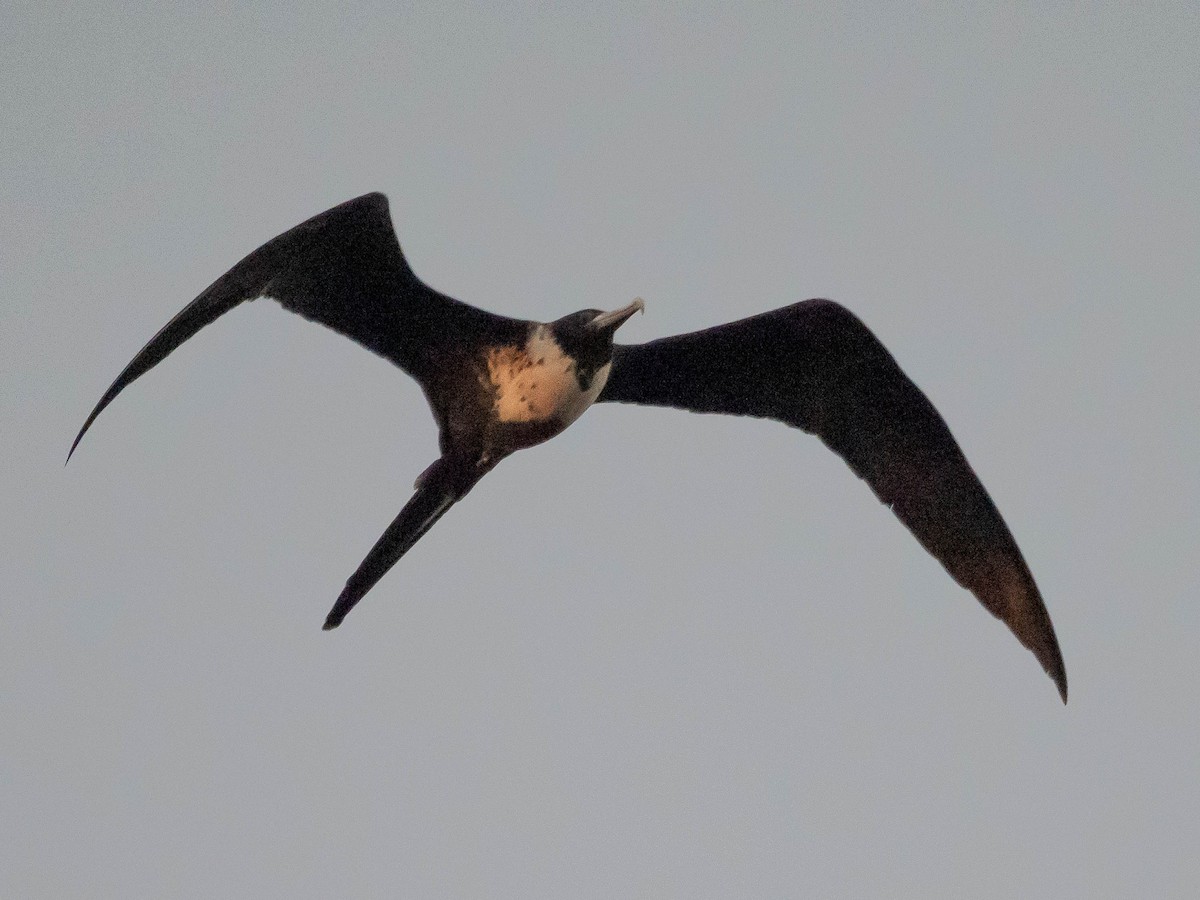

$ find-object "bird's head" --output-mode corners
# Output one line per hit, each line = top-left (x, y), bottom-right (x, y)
(548, 298), (645, 370)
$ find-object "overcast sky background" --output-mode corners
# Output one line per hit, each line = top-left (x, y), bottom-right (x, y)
(4, 3), (1198, 897)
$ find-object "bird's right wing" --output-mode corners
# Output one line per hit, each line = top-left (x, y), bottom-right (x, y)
(599, 299), (1066, 701)
(69, 193), (524, 459)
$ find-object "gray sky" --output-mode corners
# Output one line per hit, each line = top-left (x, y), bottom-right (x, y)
(4, 2), (1198, 897)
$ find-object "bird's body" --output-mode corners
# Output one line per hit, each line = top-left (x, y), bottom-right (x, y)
(71, 193), (1068, 702)
(486, 326), (611, 431)
(442, 317), (622, 459)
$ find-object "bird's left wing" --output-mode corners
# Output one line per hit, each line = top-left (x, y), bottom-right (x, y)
(69, 193), (521, 459)
(598, 299), (1066, 701)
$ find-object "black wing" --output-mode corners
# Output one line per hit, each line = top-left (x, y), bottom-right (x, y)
(69, 193), (522, 459)
(599, 299), (1067, 702)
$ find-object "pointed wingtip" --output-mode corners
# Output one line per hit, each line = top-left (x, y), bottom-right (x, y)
(1031, 617), (1068, 705)
(1054, 669), (1068, 705)
(1031, 630), (1068, 704)
(955, 548), (1068, 707)
(69, 385), (121, 466)
(66, 428), (86, 465)
(322, 614), (341, 631)
(1026, 624), (1068, 705)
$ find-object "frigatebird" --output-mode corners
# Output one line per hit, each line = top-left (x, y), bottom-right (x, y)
(70, 193), (1067, 701)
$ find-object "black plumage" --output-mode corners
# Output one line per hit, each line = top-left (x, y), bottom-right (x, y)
(70, 193), (1067, 701)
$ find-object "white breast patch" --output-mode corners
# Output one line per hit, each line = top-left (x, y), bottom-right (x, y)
(486, 326), (611, 427)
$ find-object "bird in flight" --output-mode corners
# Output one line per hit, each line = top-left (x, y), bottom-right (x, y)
(70, 193), (1067, 701)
